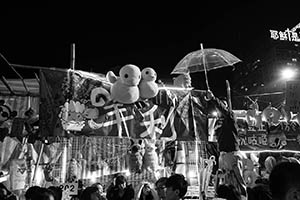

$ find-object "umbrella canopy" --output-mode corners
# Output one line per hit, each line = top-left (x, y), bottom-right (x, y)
(171, 48), (241, 74)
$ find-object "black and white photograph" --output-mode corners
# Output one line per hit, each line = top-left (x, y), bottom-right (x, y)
(0, 3), (300, 200)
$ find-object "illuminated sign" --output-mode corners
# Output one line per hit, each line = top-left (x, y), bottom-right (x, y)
(270, 23), (300, 42)
(270, 29), (300, 42)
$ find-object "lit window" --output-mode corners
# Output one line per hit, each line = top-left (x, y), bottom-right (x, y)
(292, 58), (297, 62)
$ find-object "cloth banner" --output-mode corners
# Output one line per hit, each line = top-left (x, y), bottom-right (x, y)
(160, 90), (208, 141)
(81, 100), (167, 139)
(39, 69), (110, 137)
(237, 121), (300, 151)
(40, 68), (209, 141)
(39, 69), (69, 137)
(39, 69), (178, 140)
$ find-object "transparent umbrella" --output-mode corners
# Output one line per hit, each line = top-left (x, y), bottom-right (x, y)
(171, 44), (242, 90)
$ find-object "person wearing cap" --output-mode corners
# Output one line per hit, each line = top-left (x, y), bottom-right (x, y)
(206, 90), (247, 200)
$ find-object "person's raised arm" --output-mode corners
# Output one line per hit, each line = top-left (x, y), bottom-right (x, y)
(206, 90), (229, 114)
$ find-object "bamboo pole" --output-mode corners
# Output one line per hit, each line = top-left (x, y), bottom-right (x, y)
(0, 53), (29, 94)
(0, 76), (15, 95)
(235, 91), (284, 97)
(12, 63), (68, 72)
(71, 43), (75, 70)
(32, 143), (44, 185)
(189, 94), (203, 200)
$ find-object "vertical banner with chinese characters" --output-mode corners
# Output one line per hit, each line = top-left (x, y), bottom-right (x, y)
(39, 69), (68, 137)
(286, 81), (300, 113)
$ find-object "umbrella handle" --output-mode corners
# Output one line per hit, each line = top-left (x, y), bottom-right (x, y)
(226, 80), (232, 112)
(204, 68), (210, 90)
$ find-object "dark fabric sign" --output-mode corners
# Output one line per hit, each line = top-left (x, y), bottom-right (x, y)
(237, 121), (300, 151)
(39, 69), (209, 141)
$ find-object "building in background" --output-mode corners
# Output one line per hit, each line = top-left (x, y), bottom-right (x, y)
(232, 22), (300, 110)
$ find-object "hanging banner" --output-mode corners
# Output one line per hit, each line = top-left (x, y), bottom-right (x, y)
(39, 68), (119, 137)
(39, 69), (168, 139)
(160, 91), (208, 141)
(39, 69), (209, 141)
(40, 69), (69, 137)
(237, 121), (300, 151)
(81, 100), (167, 138)
(286, 81), (300, 113)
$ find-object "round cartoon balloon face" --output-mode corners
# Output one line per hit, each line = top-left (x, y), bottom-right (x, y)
(119, 64), (141, 86)
(262, 106), (281, 125)
(141, 67), (157, 82)
(0, 105), (10, 122)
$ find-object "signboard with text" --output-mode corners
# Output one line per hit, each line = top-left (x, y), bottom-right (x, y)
(270, 28), (300, 42)
(237, 121), (300, 151)
(59, 181), (78, 195)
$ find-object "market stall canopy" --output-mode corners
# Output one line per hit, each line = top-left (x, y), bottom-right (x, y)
(0, 78), (39, 97)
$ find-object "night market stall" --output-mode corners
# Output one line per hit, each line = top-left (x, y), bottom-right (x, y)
(0, 63), (213, 199)
(1, 55), (300, 200)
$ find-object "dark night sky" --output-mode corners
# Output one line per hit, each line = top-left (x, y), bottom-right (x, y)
(1, 3), (299, 95)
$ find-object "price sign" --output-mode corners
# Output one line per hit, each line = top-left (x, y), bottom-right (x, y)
(59, 181), (78, 195)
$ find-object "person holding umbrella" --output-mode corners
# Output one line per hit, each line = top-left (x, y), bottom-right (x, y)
(205, 89), (247, 200)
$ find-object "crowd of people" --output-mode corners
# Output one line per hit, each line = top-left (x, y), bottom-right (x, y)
(1, 158), (300, 200)
(0, 173), (187, 200)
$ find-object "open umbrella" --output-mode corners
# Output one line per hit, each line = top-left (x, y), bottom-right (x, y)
(171, 44), (241, 90)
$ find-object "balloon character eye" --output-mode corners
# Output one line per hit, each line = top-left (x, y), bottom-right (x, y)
(124, 74), (129, 78)
(146, 71), (149, 74)
(2, 112), (8, 118)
